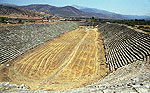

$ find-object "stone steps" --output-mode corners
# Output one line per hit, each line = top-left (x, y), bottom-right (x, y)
(99, 23), (150, 70)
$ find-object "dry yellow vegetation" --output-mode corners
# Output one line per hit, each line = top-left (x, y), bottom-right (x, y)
(0, 27), (109, 91)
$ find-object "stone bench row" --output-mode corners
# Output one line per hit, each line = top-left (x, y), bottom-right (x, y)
(99, 23), (150, 70)
(0, 22), (80, 64)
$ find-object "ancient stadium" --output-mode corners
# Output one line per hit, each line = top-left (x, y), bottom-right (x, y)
(0, 3), (150, 92)
(0, 20), (149, 93)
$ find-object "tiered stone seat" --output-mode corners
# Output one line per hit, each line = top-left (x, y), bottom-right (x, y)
(0, 22), (80, 64)
(0, 47), (20, 64)
(99, 23), (150, 70)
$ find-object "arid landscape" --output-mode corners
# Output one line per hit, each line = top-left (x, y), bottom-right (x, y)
(0, 1), (150, 93)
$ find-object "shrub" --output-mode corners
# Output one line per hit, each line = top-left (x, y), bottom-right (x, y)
(137, 26), (144, 29)
(145, 27), (150, 29)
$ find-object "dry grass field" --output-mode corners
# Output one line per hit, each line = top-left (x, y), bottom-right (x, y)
(0, 27), (109, 91)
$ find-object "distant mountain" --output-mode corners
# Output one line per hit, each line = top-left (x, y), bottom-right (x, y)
(0, 5), (52, 18)
(123, 15), (150, 20)
(73, 5), (150, 20)
(73, 5), (114, 15)
(73, 5), (126, 19)
(80, 8), (126, 19)
(72, 5), (87, 9)
(13, 4), (117, 19)
(16, 4), (55, 12)
(3, 4), (149, 20)
(145, 17), (150, 20)
(1, 3), (18, 7)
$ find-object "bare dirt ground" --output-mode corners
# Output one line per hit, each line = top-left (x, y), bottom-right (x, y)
(0, 27), (109, 91)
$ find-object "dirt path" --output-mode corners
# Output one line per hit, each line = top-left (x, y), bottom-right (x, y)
(0, 27), (109, 91)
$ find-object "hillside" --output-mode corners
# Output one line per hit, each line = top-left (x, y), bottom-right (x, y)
(15, 4), (115, 19)
(80, 8), (126, 19)
(0, 5), (53, 18)
(73, 5), (150, 20)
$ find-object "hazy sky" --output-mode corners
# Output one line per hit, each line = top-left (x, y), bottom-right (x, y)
(0, 0), (150, 16)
